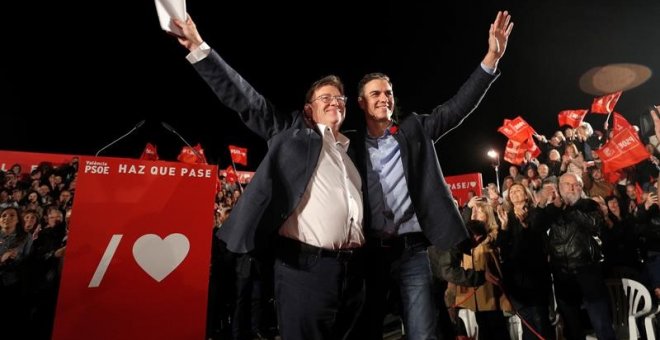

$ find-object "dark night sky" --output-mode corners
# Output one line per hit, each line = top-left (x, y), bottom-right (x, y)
(5, 0), (660, 185)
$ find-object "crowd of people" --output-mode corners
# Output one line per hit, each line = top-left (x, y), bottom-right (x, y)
(0, 160), (77, 339)
(448, 119), (660, 339)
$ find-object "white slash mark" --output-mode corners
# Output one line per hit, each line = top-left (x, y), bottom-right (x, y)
(88, 234), (123, 288)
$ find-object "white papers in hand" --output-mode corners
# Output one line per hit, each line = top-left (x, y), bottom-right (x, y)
(154, 0), (187, 37)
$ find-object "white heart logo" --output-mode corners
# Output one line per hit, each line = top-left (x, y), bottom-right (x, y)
(469, 181), (477, 188)
(132, 233), (190, 282)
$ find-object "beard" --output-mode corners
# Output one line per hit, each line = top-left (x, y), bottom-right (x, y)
(561, 191), (581, 205)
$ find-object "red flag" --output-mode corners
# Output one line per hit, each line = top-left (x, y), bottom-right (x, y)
(635, 182), (644, 205)
(177, 144), (207, 164)
(503, 138), (540, 165)
(140, 143), (159, 161)
(225, 165), (238, 184)
(591, 91), (622, 114)
(557, 109), (588, 128)
(612, 112), (632, 135)
(595, 127), (650, 173)
(498, 116), (536, 143)
(228, 145), (248, 166)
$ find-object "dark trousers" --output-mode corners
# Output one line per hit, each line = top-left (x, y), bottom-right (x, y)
(553, 264), (616, 340)
(274, 240), (364, 340)
(474, 311), (510, 340)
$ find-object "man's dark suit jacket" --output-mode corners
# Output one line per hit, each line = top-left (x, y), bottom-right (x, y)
(350, 67), (499, 251)
(193, 50), (498, 254)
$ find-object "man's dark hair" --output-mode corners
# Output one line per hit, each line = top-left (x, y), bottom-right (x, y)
(305, 75), (344, 103)
(357, 73), (391, 97)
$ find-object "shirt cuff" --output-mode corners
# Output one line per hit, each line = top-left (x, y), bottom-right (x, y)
(186, 42), (211, 64)
(480, 63), (496, 75)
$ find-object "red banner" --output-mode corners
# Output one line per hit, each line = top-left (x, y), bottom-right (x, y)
(595, 128), (650, 174)
(0, 150), (78, 174)
(228, 145), (248, 166)
(52, 157), (216, 340)
(445, 173), (483, 206)
(557, 109), (588, 128)
(497, 116), (536, 143)
(591, 91), (622, 114)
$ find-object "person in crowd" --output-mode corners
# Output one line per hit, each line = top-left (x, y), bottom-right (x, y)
(546, 149), (563, 177)
(582, 166), (617, 199)
(497, 183), (553, 340)
(541, 173), (615, 340)
(601, 195), (644, 280)
(348, 11), (512, 340)
(24, 190), (44, 217)
(25, 207), (67, 339)
(520, 151), (539, 175)
(636, 178), (660, 302)
(509, 165), (524, 183)
(0, 206), (30, 339)
(560, 143), (584, 177)
(172, 16), (365, 340)
(207, 207), (235, 339)
(453, 201), (510, 340)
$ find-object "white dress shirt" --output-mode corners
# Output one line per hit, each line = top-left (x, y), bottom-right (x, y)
(279, 124), (364, 249)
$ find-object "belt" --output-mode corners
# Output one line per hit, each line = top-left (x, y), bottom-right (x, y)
(277, 237), (360, 261)
(368, 232), (429, 249)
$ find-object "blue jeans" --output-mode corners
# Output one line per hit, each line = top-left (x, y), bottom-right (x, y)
(398, 248), (438, 340)
(347, 242), (437, 340)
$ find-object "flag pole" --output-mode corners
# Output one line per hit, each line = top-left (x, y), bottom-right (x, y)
(230, 158), (244, 193)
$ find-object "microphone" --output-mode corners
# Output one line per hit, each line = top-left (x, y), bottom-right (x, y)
(161, 121), (205, 161)
(95, 120), (146, 156)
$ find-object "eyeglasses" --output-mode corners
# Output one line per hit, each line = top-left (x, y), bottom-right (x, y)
(312, 94), (348, 104)
(560, 182), (582, 189)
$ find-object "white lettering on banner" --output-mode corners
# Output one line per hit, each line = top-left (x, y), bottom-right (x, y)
(569, 113), (579, 119)
(449, 181), (478, 190)
(118, 164), (145, 174)
(114, 163), (211, 178)
(617, 136), (636, 149)
(513, 121), (525, 130)
(85, 160), (110, 174)
(150, 166), (176, 176)
(603, 147), (615, 157)
(180, 168), (212, 178)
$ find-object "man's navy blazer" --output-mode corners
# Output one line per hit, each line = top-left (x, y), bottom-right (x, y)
(193, 50), (498, 254)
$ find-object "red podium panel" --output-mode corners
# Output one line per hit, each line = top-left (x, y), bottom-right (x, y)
(53, 156), (217, 340)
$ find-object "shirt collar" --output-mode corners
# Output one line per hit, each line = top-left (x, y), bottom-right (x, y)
(367, 121), (397, 140)
(317, 123), (350, 150)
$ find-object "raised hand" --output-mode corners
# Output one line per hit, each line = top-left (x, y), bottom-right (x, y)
(172, 15), (204, 51)
(496, 205), (508, 230)
(483, 11), (514, 69)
